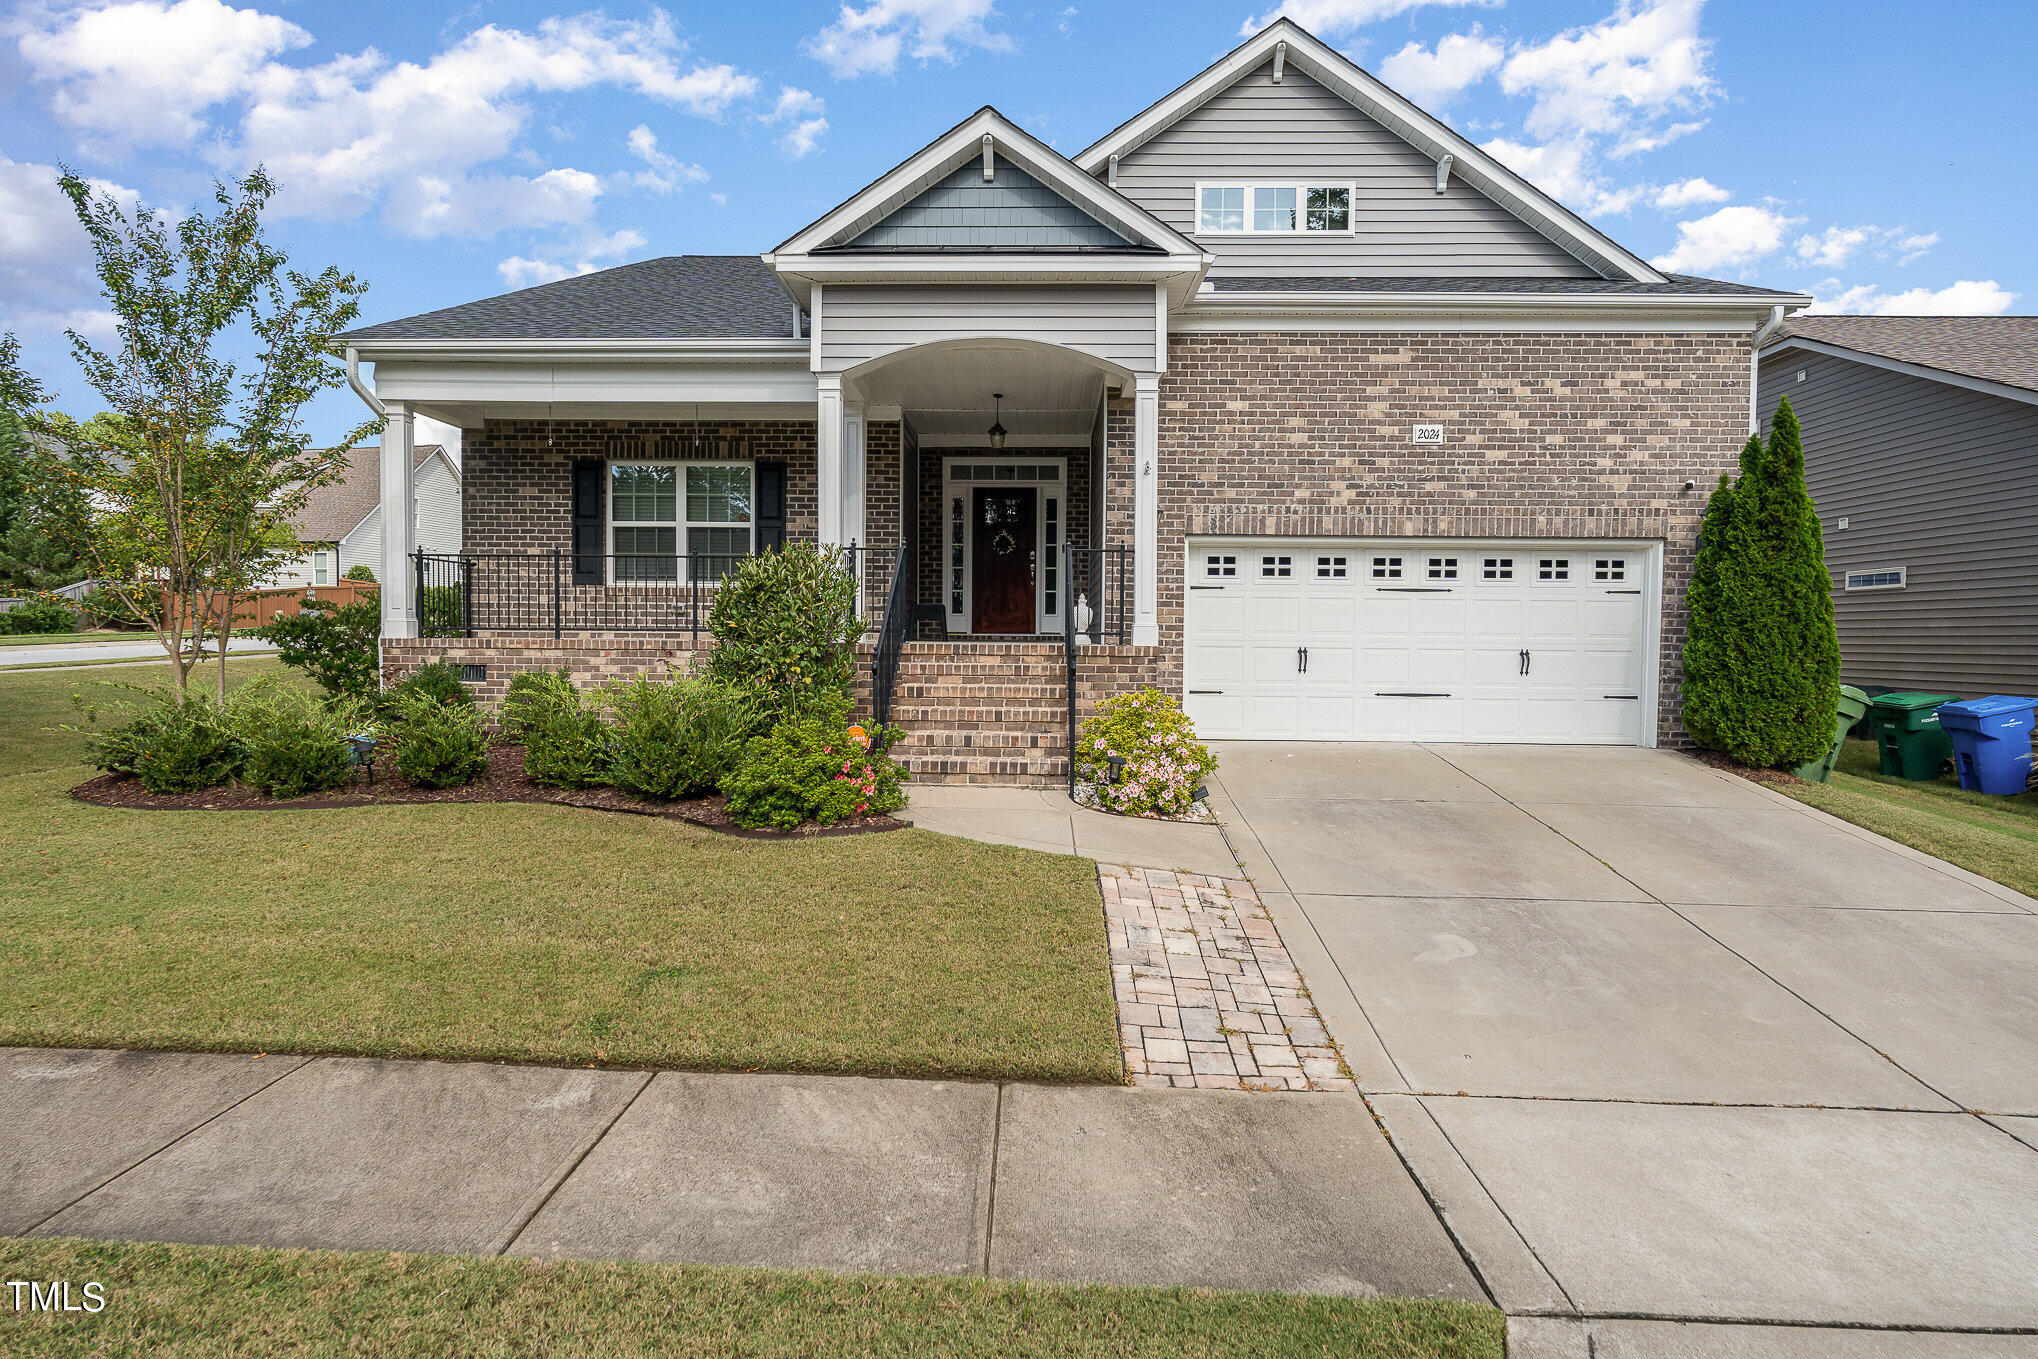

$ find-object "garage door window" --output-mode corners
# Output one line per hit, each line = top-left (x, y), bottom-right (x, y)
(1483, 557), (1513, 580)
(1261, 555), (1292, 578)
(1538, 557), (1570, 581)
(1315, 555), (1347, 579)
(1427, 557), (1458, 580)
(1371, 556), (1403, 579)
(1204, 554), (1237, 578)
(1594, 558), (1626, 581)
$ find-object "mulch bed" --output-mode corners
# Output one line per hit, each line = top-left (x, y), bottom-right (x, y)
(69, 743), (907, 839)
(1690, 749), (1804, 787)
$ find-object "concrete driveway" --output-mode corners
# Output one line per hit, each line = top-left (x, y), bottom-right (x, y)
(1208, 741), (2038, 1352)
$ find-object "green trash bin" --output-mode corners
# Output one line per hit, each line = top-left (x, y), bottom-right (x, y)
(1866, 691), (1958, 780)
(1793, 684), (1870, 783)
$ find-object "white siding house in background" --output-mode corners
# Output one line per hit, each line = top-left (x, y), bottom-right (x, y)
(267, 444), (461, 587)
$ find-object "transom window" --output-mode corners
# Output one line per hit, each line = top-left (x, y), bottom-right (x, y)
(1315, 555), (1347, 579)
(1538, 557), (1570, 581)
(1371, 556), (1403, 579)
(1198, 183), (1353, 235)
(1427, 556), (1458, 580)
(1483, 557), (1513, 580)
(1261, 555), (1293, 578)
(610, 461), (753, 582)
(1845, 567), (1906, 591)
(1204, 554), (1237, 578)
(1594, 558), (1627, 581)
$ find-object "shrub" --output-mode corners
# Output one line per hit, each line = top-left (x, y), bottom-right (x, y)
(80, 585), (158, 629)
(2, 594), (77, 636)
(256, 597), (379, 698)
(78, 694), (183, 776)
(394, 660), (474, 709)
(390, 694), (489, 788)
(238, 690), (358, 798)
(1075, 690), (1216, 819)
(500, 667), (578, 742)
(343, 563), (376, 582)
(1682, 396), (1840, 768)
(704, 545), (861, 725)
(93, 692), (246, 794)
(605, 676), (761, 800)
(524, 705), (611, 788)
(418, 584), (464, 637)
(723, 714), (908, 830)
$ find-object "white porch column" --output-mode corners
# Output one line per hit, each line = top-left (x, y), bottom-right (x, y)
(816, 374), (845, 547)
(842, 400), (867, 609)
(1132, 373), (1160, 647)
(379, 401), (418, 639)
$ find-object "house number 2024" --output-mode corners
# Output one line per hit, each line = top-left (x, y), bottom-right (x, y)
(1410, 424), (1444, 446)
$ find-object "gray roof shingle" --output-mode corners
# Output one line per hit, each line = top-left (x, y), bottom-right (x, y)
(339, 256), (801, 342)
(1208, 273), (1803, 297)
(293, 445), (444, 543)
(1774, 315), (2038, 394)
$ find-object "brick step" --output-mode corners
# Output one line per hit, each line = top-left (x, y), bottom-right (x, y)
(889, 705), (1069, 726)
(891, 663), (1068, 680)
(903, 755), (1068, 787)
(892, 684), (1069, 702)
(899, 642), (1065, 656)
(895, 729), (1068, 752)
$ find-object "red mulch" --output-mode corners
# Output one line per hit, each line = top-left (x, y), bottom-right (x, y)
(68, 743), (907, 839)
(1689, 748), (1804, 787)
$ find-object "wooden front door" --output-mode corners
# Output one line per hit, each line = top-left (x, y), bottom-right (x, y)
(970, 488), (1036, 633)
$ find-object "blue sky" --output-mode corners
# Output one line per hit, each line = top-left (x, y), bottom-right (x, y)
(4, 0), (2033, 446)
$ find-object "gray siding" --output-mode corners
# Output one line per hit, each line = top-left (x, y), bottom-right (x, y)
(817, 285), (1157, 374)
(1108, 62), (1596, 279)
(1758, 349), (2038, 695)
(844, 155), (1135, 250)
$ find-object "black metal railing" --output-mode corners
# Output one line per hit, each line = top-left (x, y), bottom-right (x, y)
(1066, 546), (1132, 645)
(1063, 542), (1079, 794)
(870, 544), (913, 728)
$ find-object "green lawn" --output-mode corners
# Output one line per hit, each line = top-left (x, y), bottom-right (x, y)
(0, 659), (1121, 1082)
(1775, 737), (2038, 898)
(0, 1238), (1504, 1359)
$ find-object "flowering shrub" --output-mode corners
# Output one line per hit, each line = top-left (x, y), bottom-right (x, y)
(722, 714), (907, 830)
(1075, 689), (1217, 819)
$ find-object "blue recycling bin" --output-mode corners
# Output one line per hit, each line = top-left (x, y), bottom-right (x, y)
(1935, 696), (2036, 795)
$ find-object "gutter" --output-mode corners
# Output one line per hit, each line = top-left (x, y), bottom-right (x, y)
(342, 337), (815, 363)
(1190, 290), (1812, 313)
(1748, 303), (1787, 434)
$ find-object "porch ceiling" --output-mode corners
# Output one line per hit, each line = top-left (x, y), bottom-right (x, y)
(854, 341), (1106, 445)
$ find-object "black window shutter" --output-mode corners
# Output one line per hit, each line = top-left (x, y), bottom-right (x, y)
(754, 461), (786, 553)
(571, 458), (604, 585)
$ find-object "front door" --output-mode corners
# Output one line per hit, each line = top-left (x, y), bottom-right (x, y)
(971, 488), (1036, 633)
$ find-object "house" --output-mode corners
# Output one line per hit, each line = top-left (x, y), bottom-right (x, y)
(1758, 316), (2038, 696)
(267, 444), (461, 588)
(339, 18), (1805, 782)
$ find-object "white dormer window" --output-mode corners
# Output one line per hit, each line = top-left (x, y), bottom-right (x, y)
(1197, 183), (1352, 235)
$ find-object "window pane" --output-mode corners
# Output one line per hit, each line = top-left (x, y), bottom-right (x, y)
(1306, 186), (1349, 232)
(688, 525), (748, 579)
(686, 465), (751, 524)
(1253, 186), (1297, 232)
(1199, 185), (1244, 232)
(613, 526), (678, 580)
(612, 464), (676, 522)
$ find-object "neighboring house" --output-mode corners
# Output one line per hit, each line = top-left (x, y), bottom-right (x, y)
(341, 18), (1805, 782)
(1758, 316), (2038, 696)
(268, 444), (460, 588)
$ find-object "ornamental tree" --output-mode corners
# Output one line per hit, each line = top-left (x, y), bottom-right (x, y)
(1681, 396), (1840, 767)
(0, 168), (377, 699)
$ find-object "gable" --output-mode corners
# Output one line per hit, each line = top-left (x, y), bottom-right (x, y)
(1110, 62), (1594, 279)
(836, 155), (1140, 252)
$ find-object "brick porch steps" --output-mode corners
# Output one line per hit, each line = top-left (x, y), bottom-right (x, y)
(887, 642), (1072, 786)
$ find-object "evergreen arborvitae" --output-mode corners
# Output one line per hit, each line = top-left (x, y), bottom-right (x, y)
(1681, 397), (1840, 766)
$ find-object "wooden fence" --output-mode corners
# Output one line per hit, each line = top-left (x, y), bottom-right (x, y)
(162, 582), (379, 632)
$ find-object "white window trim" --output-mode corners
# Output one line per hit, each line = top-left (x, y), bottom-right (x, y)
(311, 549), (333, 587)
(941, 456), (1068, 636)
(1843, 567), (1907, 592)
(1193, 180), (1357, 237)
(606, 459), (756, 586)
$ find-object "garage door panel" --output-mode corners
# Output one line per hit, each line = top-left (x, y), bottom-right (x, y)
(1186, 538), (1653, 746)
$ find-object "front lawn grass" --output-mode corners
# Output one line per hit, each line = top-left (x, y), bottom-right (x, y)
(0, 1238), (1505, 1359)
(1773, 737), (2038, 898)
(0, 661), (1122, 1082)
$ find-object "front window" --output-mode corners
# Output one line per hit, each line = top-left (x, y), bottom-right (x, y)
(1198, 183), (1354, 235)
(610, 461), (753, 582)
(312, 550), (332, 586)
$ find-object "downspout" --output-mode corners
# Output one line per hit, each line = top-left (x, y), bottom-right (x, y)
(1748, 305), (1786, 434)
(345, 347), (387, 419)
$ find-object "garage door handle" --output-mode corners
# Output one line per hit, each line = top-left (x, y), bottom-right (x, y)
(1189, 585), (1225, 590)
(1606, 588), (1642, 595)
(1519, 649), (1531, 676)
(1188, 689), (1224, 695)
(1379, 586), (1451, 593)
(1376, 692), (1451, 698)
(1603, 694), (1639, 700)
(1297, 647), (1308, 674)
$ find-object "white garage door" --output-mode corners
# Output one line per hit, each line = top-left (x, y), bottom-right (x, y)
(1184, 540), (1655, 744)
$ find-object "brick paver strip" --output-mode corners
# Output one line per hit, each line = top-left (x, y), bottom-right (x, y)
(1099, 865), (1357, 1092)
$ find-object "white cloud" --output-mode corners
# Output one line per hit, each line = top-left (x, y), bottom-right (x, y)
(760, 86), (830, 160)
(1793, 224), (1872, 270)
(0, 157), (132, 337)
(1896, 232), (1939, 265)
(14, 0), (310, 148)
(1499, 0), (1715, 144)
(1809, 279), (2017, 316)
(804, 0), (1012, 79)
(497, 226), (647, 288)
(1653, 176), (1729, 210)
(1239, 0), (1498, 39)
(414, 413), (463, 465)
(1481, 136), (1641, 217)
(1650, 203), (1798, 274)
(625, 124), (709, 194)
(1378, 29), (1504, 109)
(1610, 118), (1704, 158)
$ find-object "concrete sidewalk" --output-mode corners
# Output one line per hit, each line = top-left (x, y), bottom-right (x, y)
(2, 1047), (1481, 1302)
(0, 637), (277, 669)
(901, 784), (1240, 877)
